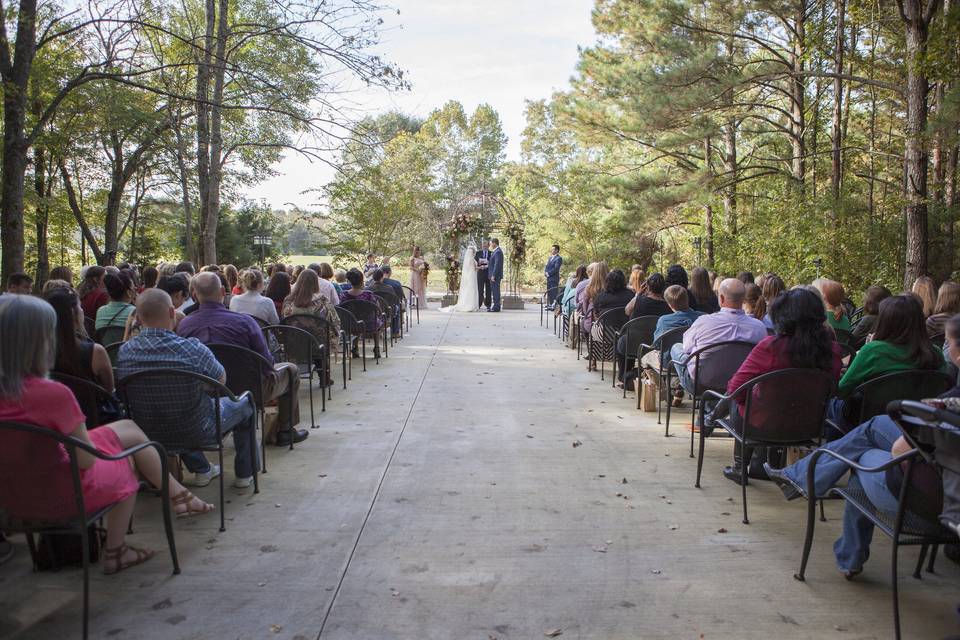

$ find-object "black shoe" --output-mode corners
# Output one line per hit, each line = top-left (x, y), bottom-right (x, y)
(0, 538), (13, 566)
(763, 463), (803, 501)
(723, 465), (748, 485)
(276, 428), (309, 446)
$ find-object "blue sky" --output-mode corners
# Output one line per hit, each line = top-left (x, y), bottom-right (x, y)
(244, 0), (597, 210)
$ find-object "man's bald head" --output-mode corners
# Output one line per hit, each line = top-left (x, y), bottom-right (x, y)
(192, 272), (224, 303)
(137, 288), (175, 328)
(719, 278), (746, 309)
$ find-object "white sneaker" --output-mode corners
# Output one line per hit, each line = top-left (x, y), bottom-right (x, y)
(186, 464), (221, 487)
(233, 476), (254, 489)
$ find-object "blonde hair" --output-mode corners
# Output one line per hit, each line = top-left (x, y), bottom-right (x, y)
(934, 281), (960, 316)
(912, 276), (937, 317)
(241, 268), (264, 292)
(812, 278), (845, 321)
(584, 261), (609, 305)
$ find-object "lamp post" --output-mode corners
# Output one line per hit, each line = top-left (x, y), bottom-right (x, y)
(253, 235), (271, 269)
(813, 257), (823, 279)
(692, 237), (703, 266)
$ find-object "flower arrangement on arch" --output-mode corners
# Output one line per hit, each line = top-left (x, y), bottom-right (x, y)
(444, 254), (461, 293)
(445, 212), (484, 242)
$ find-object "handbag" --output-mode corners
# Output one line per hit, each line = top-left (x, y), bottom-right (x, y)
(34, 525), (105, 571)
(639, 370), (658, 412)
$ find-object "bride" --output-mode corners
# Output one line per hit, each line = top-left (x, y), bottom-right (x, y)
(442, 243), (480, 313)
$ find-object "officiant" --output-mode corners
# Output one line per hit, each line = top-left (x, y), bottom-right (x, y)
(476, 239), (492, 310)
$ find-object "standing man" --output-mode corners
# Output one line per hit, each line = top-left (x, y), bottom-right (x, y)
(544, 244), (563, 309)
(488, 238), (504, 312)
(476, 240), (492, 310)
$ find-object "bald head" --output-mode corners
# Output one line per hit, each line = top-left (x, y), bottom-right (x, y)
(192, 272), (224, 303)
(137, 288), (175, 328)
(718, 278), (746, 309)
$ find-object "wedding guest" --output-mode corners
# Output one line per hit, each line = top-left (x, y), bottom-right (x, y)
(409, 247), (428, 309)
(912, 275), (937, 317)
(41, 279), (72, 297)
(334, 268), (350, 294)
(363, 253), (379, 282)
(628, 265), (645, 293)
(689, 267), (719, 314)
(224, 264), (240, 295)
(264, 271), (291, 318)
(569, 263), (595, 348)
(544, 244), (563, 309)
(282, 268), (340, 333)
(95, 272), (137, 332)
(759, 273), (786, 329)
(309, 262), (341, 305)
(381, 265), (405, 301)
(174, 261), (196, 276)
(851, 285), (891, 344)
(639, 285), (703, 377)
(743, 283), (766, 321)
(5, 272), (33, 295)
(813, 278), (851, 334)
(625, 273), (671, 319)
(579, 261), (608, 335)
(229, 268), (279, 325)
(342, 268), (384, 327)
(78, 266), (109, 320)
(49, 266), (73, 286)
(926, 281), (960, 337)
(141, 266), (159, 290)
(737, 271), (755, 284)
(665, 265), (699, 311)
(0, 294), (213, 574)
(46, 286), (114, 392)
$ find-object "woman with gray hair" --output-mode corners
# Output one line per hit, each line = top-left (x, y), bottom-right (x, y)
(0, 295), (213, 574)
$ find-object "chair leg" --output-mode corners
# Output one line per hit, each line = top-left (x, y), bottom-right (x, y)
(250, 425), (260, 495)
(308, 368), (316, 428)
(362, 336), (367, 371)
(665, 370), (673, 437)
(818, 499), (826, 522)
(158, 459), (181, 575)
(695, 415), (706, 488)
(913, 544), (927, 579)
(740, 446), (750, 525)
(892, 541), (902, 640)
(81, 516), (90, 640)
(794, 492), (818, 581)
(926, 544), (938, 573)
(260, 409), (267, 473)
(689, 397), (697, 458)
(218, 444), (226, 532)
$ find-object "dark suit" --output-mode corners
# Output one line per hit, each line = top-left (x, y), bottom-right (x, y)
(488, 247), (504, 311)
(476, 248), (492, 308)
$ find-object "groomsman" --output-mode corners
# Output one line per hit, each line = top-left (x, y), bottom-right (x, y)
(544, 244), (563, 309)
(488, 238), (504, 312)
(476, 240), (492, 310)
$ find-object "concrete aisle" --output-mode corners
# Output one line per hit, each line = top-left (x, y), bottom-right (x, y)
(2, 308), (959, 639)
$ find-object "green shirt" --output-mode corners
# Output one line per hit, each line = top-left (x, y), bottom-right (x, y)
(95, 300), (135, 331)
(827, 312), (851, 334)
(838, 339), (945, 397)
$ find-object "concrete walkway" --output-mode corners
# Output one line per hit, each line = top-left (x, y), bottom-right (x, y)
(2, 308), (958, 639)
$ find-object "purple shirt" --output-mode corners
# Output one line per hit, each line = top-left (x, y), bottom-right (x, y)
(176, 302), (275, 377)
(680, 307), (767, 378)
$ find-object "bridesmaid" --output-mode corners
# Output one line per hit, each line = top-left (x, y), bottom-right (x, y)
(409, 246), (428, 310)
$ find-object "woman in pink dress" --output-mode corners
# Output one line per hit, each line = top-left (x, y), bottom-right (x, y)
(0, 295), (213, 574)
(409, 246), (428, 309)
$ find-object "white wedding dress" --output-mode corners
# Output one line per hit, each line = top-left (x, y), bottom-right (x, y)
(443, 246), (480, 313)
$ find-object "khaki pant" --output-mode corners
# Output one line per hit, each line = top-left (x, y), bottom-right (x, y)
(264, 362), (301, 431)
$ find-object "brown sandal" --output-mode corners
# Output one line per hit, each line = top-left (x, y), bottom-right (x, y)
(102, 543), (155, 575)
(172, 489), (215, 519)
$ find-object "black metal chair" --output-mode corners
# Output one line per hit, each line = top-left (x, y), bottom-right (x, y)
(94, 325), (126, 346)
(50, 372), (116, 429)
(372, 289), (402, 343)
(340, 299), (386, 365)
(540, 287), (561, 330)
(637, 326), (688, 419)
(698, 368), (835, 523)
(263, 324), (325, 426)
(104, 341), (123, 368)
(664, 340), (756, 454)
(117, 369), (258, 532)
(82, 315), (96, 339)
(282, 313), (339, 397)
(843, 369), (954, 428)
(850, 306), (865, 324)
(930, 332), (946, 349)
(833, 328), (854, 347)
(794, 400), (960, 640)
(0, 421), (180, 640)
(335, 306), (363, 378)
(586, 308), (629, 381)
(613, 315), (659, 394)
(402, 285), (420, 326)
(206, 343), (278, 473)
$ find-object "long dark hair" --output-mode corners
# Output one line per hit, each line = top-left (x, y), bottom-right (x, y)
(44, 287), (85, 378)
(665, 264), (689, 289)
(604, 269), (627, 293)
(689, 267), (713, 305)
(872, 295), (942, 370)
(573, 265), (588, 286)
(264, 271), (291, 303)
(769, 289), (833, 371)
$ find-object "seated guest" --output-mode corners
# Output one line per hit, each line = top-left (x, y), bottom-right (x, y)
(737, 271), (755, 284)
(567, 263), (594, 348)
(264, 271), (291, 318)
(176, 273), (307, 447)
(665, 264), (700, 310)
(689, 267), (719, 313)
(628, 265), (645, 293)
(912, 275), (937, 317)
(334, 268), (350, 293)
(638, 285), (703, 379)
(625, 273), (671, 319)
(766, 313), (960, 579)
(743, 283), (766, 321)
(593, 269), (633, 318)
(851, 285), (891, 344)
(759, 274), (786, 329)
(126, 275), (190, 340)
(174, 261), (196, 276)
(578, 262), (606, 334)
(670, 278), (767, 397)
(230, 268), (279, 325)
(141, 266), (158, 291)
(49, 265), (73, 286)
(828, 294), (946, 434)
(380, 265), (405, 302)
(223, 264), (240, 295)
(562, 266), (589, 316)
(309, 262), (341, 305)
(117, 288), (261, 487)
(41, 279), (72, 297)
(718, 288), (843, 483)
(78, 265), (109, 320)
(926, 281), (960, 337)
(282, 268), (341, 334)
(0, 294), (212, 574)
(341, 268), (383, 320)
(6, 272), (33, 295)
(46, 287), (114, 392)
(366, 269), (400, 333)
(95, 271), (137, 332)
(813, 278), (851, 334)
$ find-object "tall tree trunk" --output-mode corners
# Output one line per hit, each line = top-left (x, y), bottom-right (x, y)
(789, 4), (806, 186)
(946, 144), (958, 276)
(175, 123), (196, 264)
(196, 0), (215, 265)
(201, 0), (229, 266)
(33, 146), (48, 289)
(103, 131), (124, 263)
(58, 159), (104, 264)
(900, 0), (939, 288)
(831, 0), (845, 202)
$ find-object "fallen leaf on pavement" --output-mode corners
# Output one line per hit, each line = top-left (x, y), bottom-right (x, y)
(544, 630), (563, 638)
(717, 528), (728, 534)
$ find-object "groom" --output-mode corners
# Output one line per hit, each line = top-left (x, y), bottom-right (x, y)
(488, 238), (504, 312)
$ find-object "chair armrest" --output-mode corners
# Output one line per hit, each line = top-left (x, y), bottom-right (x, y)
(701, 389), (731, 421)
(802, 445), (921, 499)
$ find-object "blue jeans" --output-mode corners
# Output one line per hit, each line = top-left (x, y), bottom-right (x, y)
(669, 343), (694, 395)
(181, 397), (258, 478)
(825, 397), (853, 438)
(782, 414), (901, 572)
